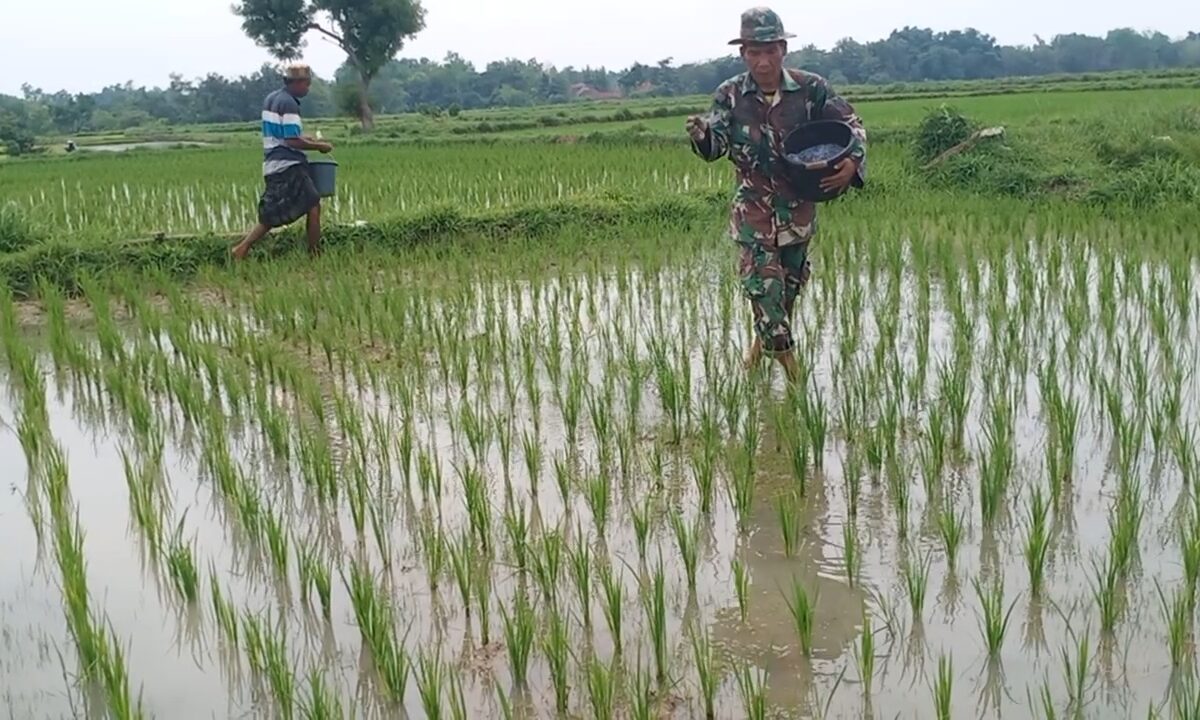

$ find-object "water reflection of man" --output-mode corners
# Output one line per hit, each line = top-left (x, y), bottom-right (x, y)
(709, 406), (866, 713)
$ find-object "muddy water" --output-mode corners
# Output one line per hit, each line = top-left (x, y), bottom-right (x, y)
(1, 245), (1198, 720)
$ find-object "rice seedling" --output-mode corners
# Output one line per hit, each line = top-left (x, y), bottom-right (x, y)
(1061, 629), (1093, 718)
(448, 528), (475, 619)
(692, 446), (718, 513)
(1155, 579), (1193, 668)
(262, 505), (291, 578)
(938, 504), (966, 571)
(801, 386), (828, 468)
(629, 652), (657, 720)
(903, 551), (932, 622)
(641, 559), (669, 685)
(843, 520), (861, 587)
(553, 453), (574, 505)
(732, 555), (750, 623)
(727, 446), (756, 534)
(531, 530), (564, 607)
(495, 683), (515, 720)
(459, 463), (493, 556)
(419, 518), (447, 590)
(856, 609), (877, 694)
(597, 561), (624, 655)
(886, 447), (913, 537)
(932, 653), (953, 720)
(630, 491), (653, 563)
(1182, 512), (1200, 606)
(503, 496), (529, 572)
(164, 516), (200, 605)
(735, 661), (768, 720)
(782, 575), (816, 656)
(210, 576), (239, 649)
(1024, 485), (1052, 598)
(473, 557), (493, 645)
(446, 668), (468, 720)
(1091, 550), (1122, 635)
(499, 591), (536, 687)
(93, 621), (147, 720)
(1110, 478), (1144, 577)
(776, 491), (802, 558)
(690, 624), (718, 720)
(298, 667), (345, 720)
(584, 653), (617, 720)
(973, 576), (1018, 658)
(243, 610), (266, 677)
(542, 604), (571, 715)
(345, 559), (410, 703)
(670, 510), (701, 592)
(569, 532), (594, 630)
(585, 473), (612, 536)
(521, 428), (543, 496)
(261, 616), (297, 718)
(416, 650), (447, 720)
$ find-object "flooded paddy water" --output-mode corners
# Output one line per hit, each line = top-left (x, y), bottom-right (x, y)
(1, 215), (1198, 719)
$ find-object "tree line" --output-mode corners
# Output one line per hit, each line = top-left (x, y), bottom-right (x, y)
(2, 26), (1198, 148)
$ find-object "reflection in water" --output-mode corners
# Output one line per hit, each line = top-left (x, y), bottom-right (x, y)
(709, 399), (867, 714)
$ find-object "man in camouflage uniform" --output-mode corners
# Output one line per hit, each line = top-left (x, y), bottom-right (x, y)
(688, 7), (866, 381)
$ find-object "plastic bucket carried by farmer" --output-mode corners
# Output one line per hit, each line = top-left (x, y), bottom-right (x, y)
(308, 156), (338, 197)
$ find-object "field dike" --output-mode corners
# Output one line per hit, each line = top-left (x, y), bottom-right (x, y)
(0, 193), (727, 298)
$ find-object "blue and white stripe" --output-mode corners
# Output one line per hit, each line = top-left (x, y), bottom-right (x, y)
(262, 109), (303, 149)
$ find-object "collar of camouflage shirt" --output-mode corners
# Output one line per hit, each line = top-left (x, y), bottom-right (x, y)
(739, 68), (803, 100)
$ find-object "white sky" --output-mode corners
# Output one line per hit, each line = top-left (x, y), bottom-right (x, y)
(4, 0), (1196, 96)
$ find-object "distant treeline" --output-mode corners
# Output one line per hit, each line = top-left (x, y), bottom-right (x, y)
(2, 26), (1199, 139)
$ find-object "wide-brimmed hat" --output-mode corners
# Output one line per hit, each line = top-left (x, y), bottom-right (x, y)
(283, 63), (313, 82)
(728, 7), (795, 45)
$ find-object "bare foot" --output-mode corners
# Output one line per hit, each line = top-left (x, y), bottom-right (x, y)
(231, 244), (248, 261)
(743, 338), (763, 370)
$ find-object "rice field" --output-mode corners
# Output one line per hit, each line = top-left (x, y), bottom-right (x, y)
(3, 184), (1200, 720)
(0, 142), (743, 242)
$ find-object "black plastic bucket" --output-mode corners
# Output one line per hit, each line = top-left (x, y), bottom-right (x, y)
(781, 120), (859, 202)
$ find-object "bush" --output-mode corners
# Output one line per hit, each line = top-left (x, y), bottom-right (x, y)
(913, 105), (975, 163)
(1095, 135), (1189, 170)
(0, 204), (42, 255)
(924, 140), (1044, 198)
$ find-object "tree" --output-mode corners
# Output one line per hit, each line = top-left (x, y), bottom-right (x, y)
(233, 0), (426, 129)
(0, 109), (37, 156)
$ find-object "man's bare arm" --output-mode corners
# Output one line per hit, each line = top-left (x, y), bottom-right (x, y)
(285, 136), (332, 152)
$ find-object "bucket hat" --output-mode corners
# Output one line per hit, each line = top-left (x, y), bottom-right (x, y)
(728, 7), (796, 45)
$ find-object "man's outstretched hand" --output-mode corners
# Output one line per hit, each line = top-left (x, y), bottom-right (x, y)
(685, 115), (709, 143)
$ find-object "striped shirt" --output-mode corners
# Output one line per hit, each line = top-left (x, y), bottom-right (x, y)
(261, 88), (308, 176)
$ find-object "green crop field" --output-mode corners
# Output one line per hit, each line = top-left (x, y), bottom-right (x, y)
(2, 76), (1200, 720)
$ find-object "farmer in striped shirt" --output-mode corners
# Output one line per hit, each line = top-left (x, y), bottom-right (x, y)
(232, 63), (333, 260)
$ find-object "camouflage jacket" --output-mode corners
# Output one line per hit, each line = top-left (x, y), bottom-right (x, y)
(692, 69), (867, 248)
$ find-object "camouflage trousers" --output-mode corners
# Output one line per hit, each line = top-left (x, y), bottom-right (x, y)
(736, 240), (811, 354)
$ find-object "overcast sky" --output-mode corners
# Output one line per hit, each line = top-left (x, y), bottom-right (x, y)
(4, 0), (1196, 96)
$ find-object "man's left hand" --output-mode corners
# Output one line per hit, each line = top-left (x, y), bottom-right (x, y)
(819, 159), (858, 194)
